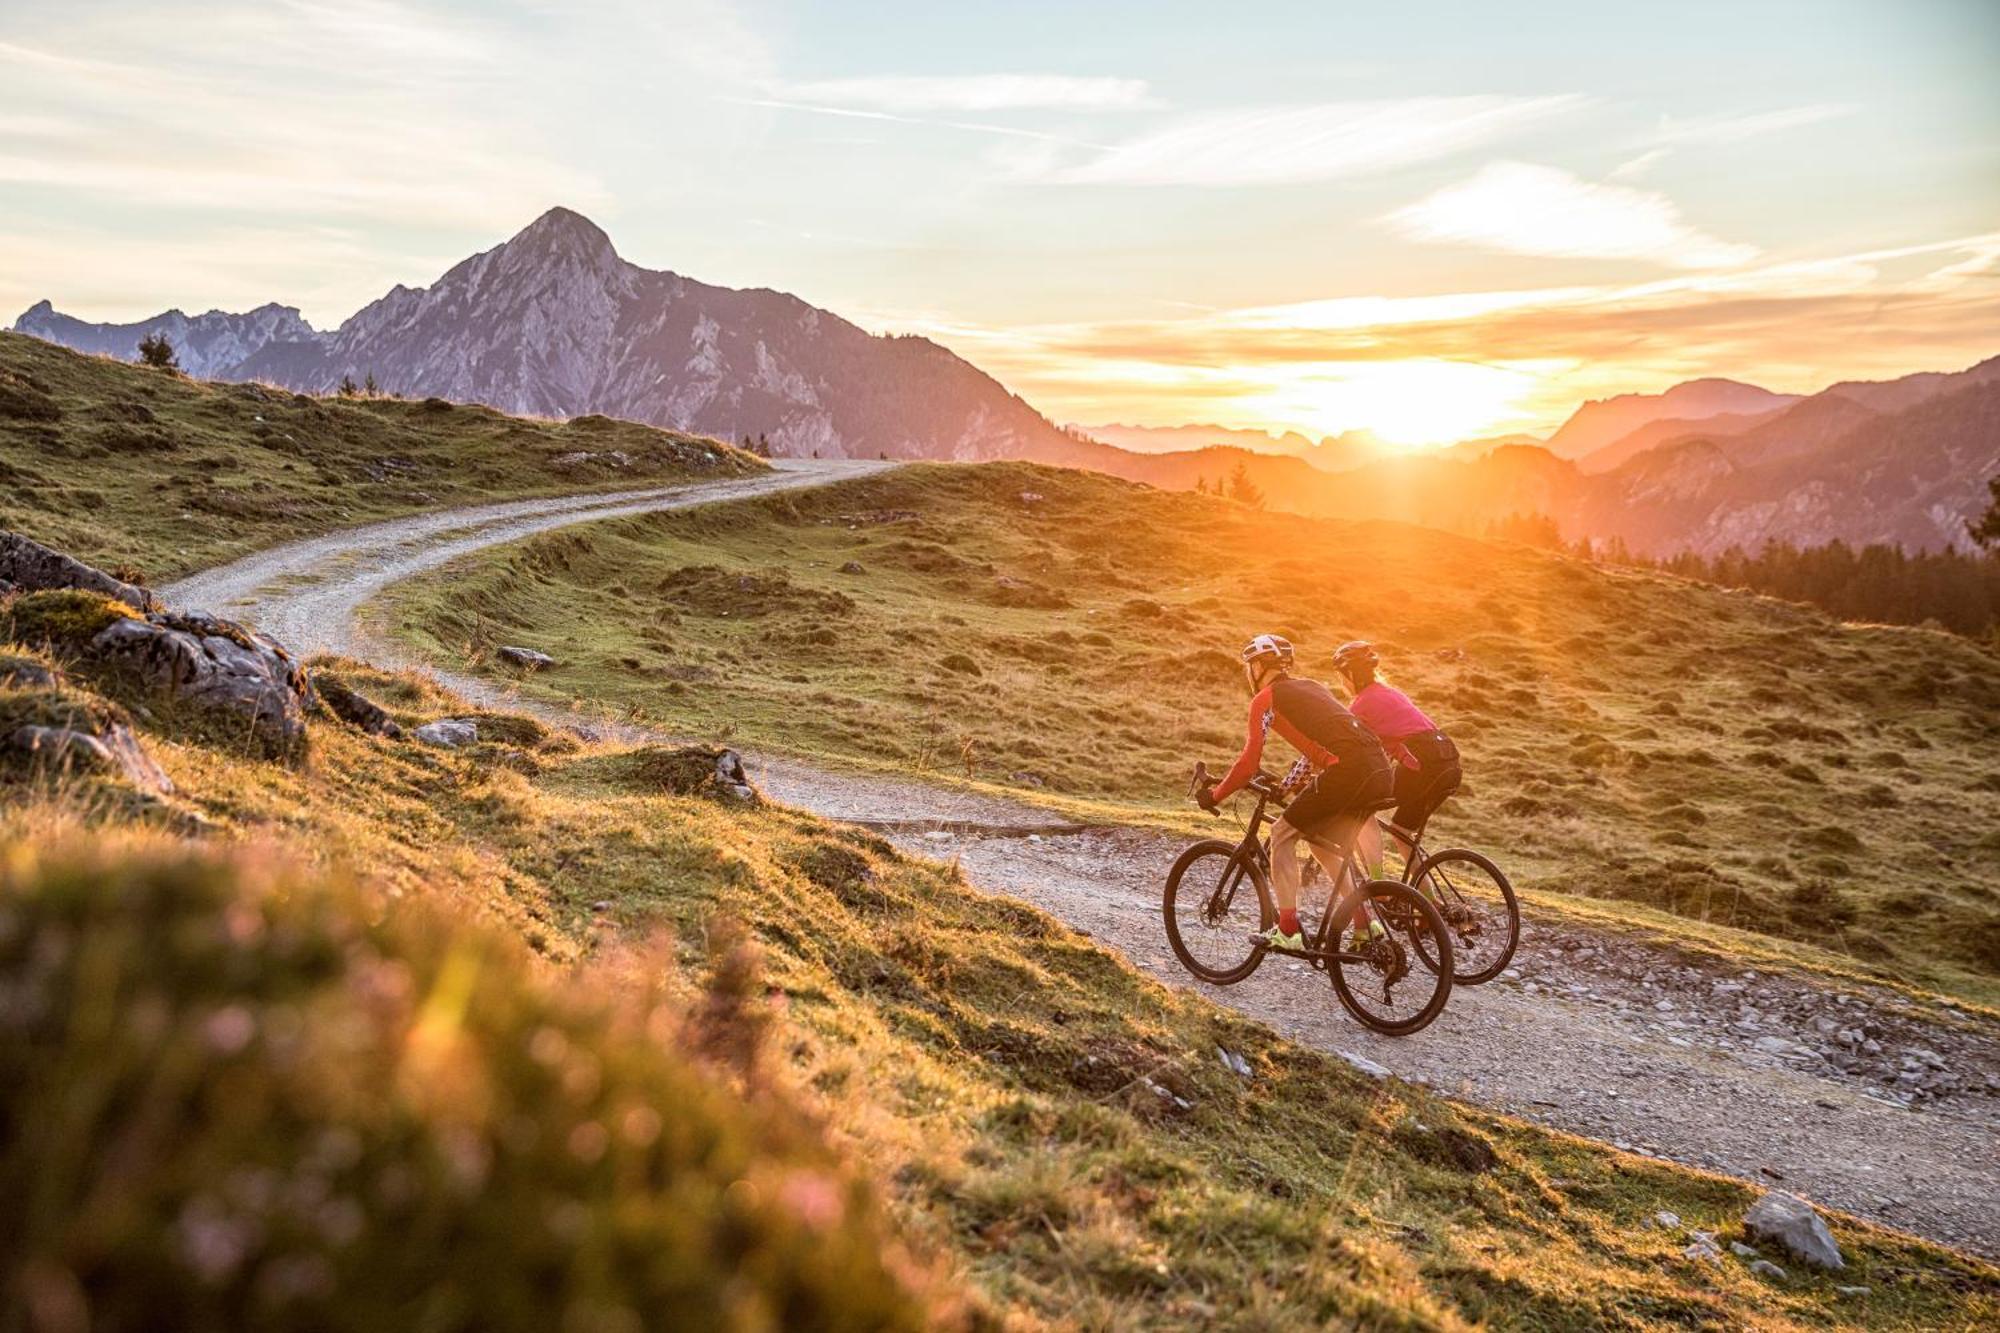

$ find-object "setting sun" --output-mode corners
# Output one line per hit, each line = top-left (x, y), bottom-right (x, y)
(1238, 357), (1547, 447)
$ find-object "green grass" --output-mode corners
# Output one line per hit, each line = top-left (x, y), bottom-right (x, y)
(379, 463), (2000, 1006)
(5, 637), (1995, 1329)
(0, 330), (762, 581)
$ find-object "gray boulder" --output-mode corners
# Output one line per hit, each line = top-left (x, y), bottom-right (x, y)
(1742, 1190), (1845, 1270)
(496, 645), (557, 671)
(7, 722), (173, 794)
(87, 610), (309, 761)
(0, 530), (156, 612)
(413, 718), (478, 749)
(0, 653), (60, 689)
(314, 675), (405, 739)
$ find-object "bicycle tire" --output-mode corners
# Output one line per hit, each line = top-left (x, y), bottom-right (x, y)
(1328, 879), (1454, 1036)
(1407, 847), (1519, 985)
(1162, 839), (1273, 985)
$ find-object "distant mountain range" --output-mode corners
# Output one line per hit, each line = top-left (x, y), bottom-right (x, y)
(14, 207), (1999, 555)
(1203, 360), (2000, 556)
(1546, 378), (1802, 459)
(14, 208), (1117, 469)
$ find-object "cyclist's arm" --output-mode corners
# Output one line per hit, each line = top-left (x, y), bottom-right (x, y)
(1207, 688), (1271, 801)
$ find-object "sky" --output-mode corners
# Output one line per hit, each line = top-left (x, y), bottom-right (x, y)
(2, 0), (1998, 445)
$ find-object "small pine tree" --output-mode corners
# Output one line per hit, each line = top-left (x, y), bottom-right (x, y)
(136, 332), (179, 370)
(1226, 461), (1265, 509)
(1194, 477), (1207, 496)
(337, 374), (360, 398)
(363, 372), (379, 396)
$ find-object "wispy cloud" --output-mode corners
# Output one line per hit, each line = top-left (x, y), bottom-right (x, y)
(1026, 96), (1586, 186)
(778, 73), (1155, 112)
(1650, 104), (1854, 147)
(736, 98), (1101, 146)
(1612, 103), (1853, 178)
(1386, 162), (1759, 269)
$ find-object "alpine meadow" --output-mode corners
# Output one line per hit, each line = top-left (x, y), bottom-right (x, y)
(4, 2), (1999, 1329)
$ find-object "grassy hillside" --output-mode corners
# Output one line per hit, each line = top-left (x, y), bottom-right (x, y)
(5, 615), (1994, 1329)
(380, 464), (2000, 1004)
(0, 330), (761, 580)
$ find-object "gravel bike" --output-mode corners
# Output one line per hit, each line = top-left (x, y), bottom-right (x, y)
(1162, 764), (1454, 1035)
(1373, 813), (1519, 985)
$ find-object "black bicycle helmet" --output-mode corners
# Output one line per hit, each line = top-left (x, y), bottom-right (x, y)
(1333, 640), (1379, 675)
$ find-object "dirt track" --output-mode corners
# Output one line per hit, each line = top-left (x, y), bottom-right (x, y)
(162, 465), (2000, 1258)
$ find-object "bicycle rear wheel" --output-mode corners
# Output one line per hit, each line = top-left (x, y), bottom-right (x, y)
(1408, 848), (1519, 985)
(1162, 839), (1272, 985)
(1329, 879), (1453, 1035)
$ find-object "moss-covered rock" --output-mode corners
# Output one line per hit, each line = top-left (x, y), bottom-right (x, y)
(2, 588), (144, 646)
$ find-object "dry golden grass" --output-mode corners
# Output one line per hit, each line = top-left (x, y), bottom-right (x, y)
(4, 640), (1994, 1328)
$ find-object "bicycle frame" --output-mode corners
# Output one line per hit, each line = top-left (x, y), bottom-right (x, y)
(1203, 776), (1388, 968)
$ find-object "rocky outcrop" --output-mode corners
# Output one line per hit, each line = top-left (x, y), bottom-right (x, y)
(86, 610), (310, 761)
(7, 722), (173, 794)
(0, 531), (156, 611)
(7, 587), (310, 763)
(314, 675), (406, 739)
(1742, 1191), (1845, 1270)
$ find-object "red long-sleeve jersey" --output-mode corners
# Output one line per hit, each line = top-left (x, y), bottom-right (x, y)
(1209, 675), (1386, 802)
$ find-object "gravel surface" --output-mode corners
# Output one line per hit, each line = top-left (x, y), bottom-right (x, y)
(162, 468), (2000, 1259)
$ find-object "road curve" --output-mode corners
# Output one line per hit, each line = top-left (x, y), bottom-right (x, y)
(160, 462), (2000, 1259)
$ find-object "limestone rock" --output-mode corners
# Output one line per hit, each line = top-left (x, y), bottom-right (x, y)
(0, 530), (156, 612)
(7, 721), (172, 794)
(1742, 1191), (1845, 1270)
(87, 610), (309, 761)
(0, 653), (60, 689)
(314, 675), (405, 739)
(496, 645), (557, 671)
(413, 719), (478, 749)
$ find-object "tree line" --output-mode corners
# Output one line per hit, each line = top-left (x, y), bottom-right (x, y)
(1480, 479), (2000, 642)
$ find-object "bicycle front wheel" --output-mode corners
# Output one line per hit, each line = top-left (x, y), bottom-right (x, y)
(1329, 879), (1453, 1036)
(1162, 839), (1272, 985)
(1408, 848), (1519, 985)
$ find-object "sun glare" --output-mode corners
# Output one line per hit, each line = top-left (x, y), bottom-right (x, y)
(1239, 358), (1542, 447)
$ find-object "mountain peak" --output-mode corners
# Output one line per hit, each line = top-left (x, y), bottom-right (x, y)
(508, 207), (618, 261)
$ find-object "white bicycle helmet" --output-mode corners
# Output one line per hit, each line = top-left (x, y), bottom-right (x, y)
(1239, 633), (1294, 671)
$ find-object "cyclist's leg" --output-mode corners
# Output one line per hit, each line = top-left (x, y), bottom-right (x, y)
(1267, 816), (1307, 939)
(1355, 816), (1385, 880)
(1298, 814), (1366, 936)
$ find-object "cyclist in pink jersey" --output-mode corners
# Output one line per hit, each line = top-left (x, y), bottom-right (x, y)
(1333, 640), (1462, 875)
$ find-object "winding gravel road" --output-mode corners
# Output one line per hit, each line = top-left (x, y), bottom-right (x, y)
(162, 464), (2000, 1259)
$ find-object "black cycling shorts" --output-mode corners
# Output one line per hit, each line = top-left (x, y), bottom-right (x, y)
(1281, 754), (1396, 840)
(1390, 731), (1461, 832)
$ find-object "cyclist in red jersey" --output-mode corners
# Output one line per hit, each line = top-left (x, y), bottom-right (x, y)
(1195, 634), (1397, 951)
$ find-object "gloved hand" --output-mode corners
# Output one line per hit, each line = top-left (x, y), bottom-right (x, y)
(1195, 782), (1218, 813)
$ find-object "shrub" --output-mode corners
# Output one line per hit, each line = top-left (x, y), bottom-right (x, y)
(136, 332), (179, 370)
(0, 839), (939, 1331)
